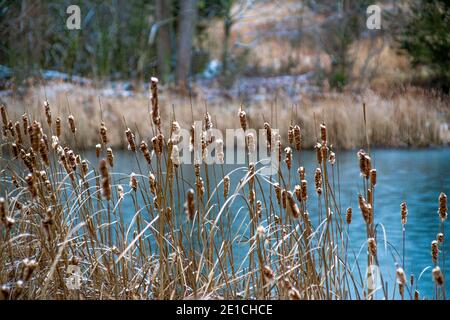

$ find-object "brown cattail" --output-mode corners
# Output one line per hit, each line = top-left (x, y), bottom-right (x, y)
(288, 287), (301, 300)
(357, 149), (371, 178)
(140, 141), (152, 165)
(239, 108), (247, 131)
(30, 121), (41, 152)
(300, 179), (308, 202)
(401, 202), (407, 225)
(1, 104), (7, 136)
(129, 172), (138, 191)
(185, 189), (195, 221)
(106, 147), (114, 167)
(274, 183), (282, 205)
(320, 123), (327, 144)
(99, 159), (111, 201)
(431, 240), (439, 264)
(358, 194), (373, 224)
(370, 169), (377, 186)
(99, 121), (108, 145)
(14, 122), (22, 145)
(293, 125), (301, 151)
(25, 173), (37, 198)
(294, 184), (301, 202)
(281, 189), (287, 209)
(414, 290), (420, 300)
(95, 144), (101, 158)
(44, 100), (51, 126)
(315, 142), (323, 164)
(150, 77), (161, 128)
(432, 266), (444, 286)
(397, 267), (406, 299)
(55, 117), (61, 138)
(125, 128), (137, 152)
(149, 172), (157, 195)
(81, 160), (89, 178)
(39, 138), (49, 166)
(22, 258), (38, 282)
(286, 191), (300, 219)
(368, 238), (377, 256)
(68, 115), (76, 134)
(11, 143), (19, 158)
(264, 122), (272, 150)
(284, 147), (292, 170)
(288, 125), (294, 145)
(223, 175), (230, 198)
(0, 197), (6, 224)
(298, 166), (305, 180)
(346, 207), (352, 224)
(438, 192), (447, 222)
(328, 151), (336, 165)
(437, 233), (444, 243)
(262, 266), (274, 283)
(314, 168), (322, 195)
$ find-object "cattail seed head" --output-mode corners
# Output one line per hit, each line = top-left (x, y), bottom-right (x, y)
(346, 207), (352, 224)
(284, 147), (292, 170)
(0, 197), (6, 223)
(396, 267), (406, 285)
(357, 149), (371, 178)
(262, 266), (274, 283)
(223, 175), (230, 198)
(288, 125), (294, 145)
(414, 290), (419, 300)
(125, 128), (136, 152)
(315, 142), (323, 164)
(368, 238), (377, 256)
(437, 233), (444, 243)
(185, 189), (195, 221)
(431, 240), (439, 264)
(44, 100), (51, 126)
(39, 138), (49, 166)
(298, 166), (305, 180)
(293, 125), (301, 151)
(358, 194), (373, 224)
(370, 169), (377, 186)
(401, 202), (407, 225)
(320, 123), (327, 143)
(22, 114), (29, 136)
(438, 192), (447, 222)
(264, 122), (272, 150)
(314, 168), (322, 195)
(239, 108), (247, 131)
(149, 172), (157, 195)
(99, 121), (108, 145)
(286, 191), (300, 219)
(68, 115), (76, 134)
(95, 144), (101, 158)
(150, 77), (161, 128)
(301, 179), (308, 202)
(274, 182), (281, 205)
(107, 147), (114, 167)
(25, 173), (37, 198)
(328, 151), (336, 165)
(99, 159), (111, 201)
(55, 117), (61, 138)
(140, 141), (152, 165)
(129, 172), (138, 191)
(14, 122), (22, 145)
(432, 266), (444, 286)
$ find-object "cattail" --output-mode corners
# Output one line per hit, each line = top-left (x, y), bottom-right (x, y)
(11, 143), (19, 158)
(7, 120), (14, 137)
(286, 191), (300, 219)
(204, 112), (212, 131)
(274, 183), (282, 205)
(264, 122), (272, 150)
(281, 189), (287, 209)
(14, 122), (22, 145)
(357, 149), (371, 178)
(95, 144), (101, 158)
(257, 224), (265, 237)
(346, 207), (352, 224)
(437, 233), (444, 243)
(370, 169), (377, 186)
(293, 125), (301, 151)
(194, 163), (201, 178)
(55, 117), (61, 138)
(172, 121), (181, 139)
(140, 141), (152, 165)
(358, 194), (373, 224)
(301, 179), (308, 202)
(44, 100), (51, 126)
(216, 139), (224, 164)
(368, 238), (377, 256)
(262, 266), (274, 283)
(39, 138), (49, 166)
(30, 121), (41, 152)
(320, 123), (327, 143)
(432, 266), (444, 286)
(401, 202), (407, 225)
(0, 197), (6, 224)
(81, 160), (89, 178)
(170, 144), (181, 167)
(328, 151), (336, 165)
(125, 128), (136, 152)
(246, 133), (256, 155)
(410, 274), (414, 287)
(239, 108), (247, 131)
(438, 192), (447, 222)
(150, 77), (161, 128)
(256, 200), (262, 219)
(288, 287), (301, 300)
(367, 188), (373, 205)
(298, 166), (305, 180)
(223, 175), (230, 198)
(1, 104), (7, 136)
(99, 159), (111, 201)
(196, 177), (205, 198)
(68, 115), (76, 134)
(185, 189), (195, 221)
(284, 147), (292, 170)
(314, 168), (322, 195)
(431, 240), (439, 264)
(315, 142), (323, 164)
(414, 290), (420, 300)
(397, 267), (406, 299)
(25, 174), (37, 198)
(99, 121), (108, 145)
(129, 172), (138, 191)
(294, 185), (301, 202)
(107, 147), (114, 167)
(149, 172), (157, 195)
(22, 258), (38, 282)
(288, 125), (294, 145)
(21, 114), (29, 137)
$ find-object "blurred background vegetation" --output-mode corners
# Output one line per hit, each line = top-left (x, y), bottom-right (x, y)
(0, 0), (449, 93)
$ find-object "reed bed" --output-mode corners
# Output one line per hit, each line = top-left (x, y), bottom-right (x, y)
(0, 79), (448, 300)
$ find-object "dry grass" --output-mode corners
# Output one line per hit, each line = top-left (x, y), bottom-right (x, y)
(0, 79), (448, 300)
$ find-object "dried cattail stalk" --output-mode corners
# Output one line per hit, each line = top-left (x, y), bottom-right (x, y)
(298, 166), (305, 180)
(0, 197), (6, 224)
(314, 168), (322, 195)
(288, 125), (294, 145)
(328, 150), (336, 165)
(358, 194), (373, 224)
(264, 122), (272, 150)
(294, 184), (301, 202)
(95, 144), (101, 158)
(107, 147), (114, 167)
(25, 174), (37, 198)
(150, 77), (161, 128)
(149, 172), (157, 195)
(414, 290), (420, 300)
(438, 192), (447, 222)
(401, 202), (407, 225)
(432, 266), (444, 286)
(239, 108), (247, 131)
(284, 147), (292, 170)
(11, 143), (19, 158)
(125, 128), (137, 152)
(286, 191), (300, 219)
(437, 233), (444, 243)
(39, 138), (49, 166)
(81, 160), (89, 178)
(301, 179), (308, 202)
(21, 114), (29, 137)
(274, 183), (282, 205)
(315, 142), (323, 164)
(22, 258), (38, 282)
(368, 238), (377, 256)
(223, 175), (230, 198)
(170, 144), (181, 167)
(140, 141), (152, 165)
(1, 104), (7, 136)
(55, 117), (61, 138)
(30, 121), (41, 152)
(185, 189), (195, 221)
(431, 240), (439, 264)
(129, 172), (138, 191)
(99, 159), (111, 201)
(346, 207), (352, 224)
(293, 125), (301, 151)
(357, 149), (371, 178)
(99, 121), (108, 145)
(288, 287), (301, 300)
(68, 115), (76, 134)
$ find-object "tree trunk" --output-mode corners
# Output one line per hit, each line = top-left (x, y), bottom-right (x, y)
(155, 0), (173, 83)
(175, 0), (198, 91)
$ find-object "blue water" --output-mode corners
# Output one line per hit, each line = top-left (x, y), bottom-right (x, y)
(84, 148), (450, 299)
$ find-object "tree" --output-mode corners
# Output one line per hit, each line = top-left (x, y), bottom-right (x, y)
(175, 0), (198, 91)
(155, 0), (173, 83)
(400, 0), (450, 91)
